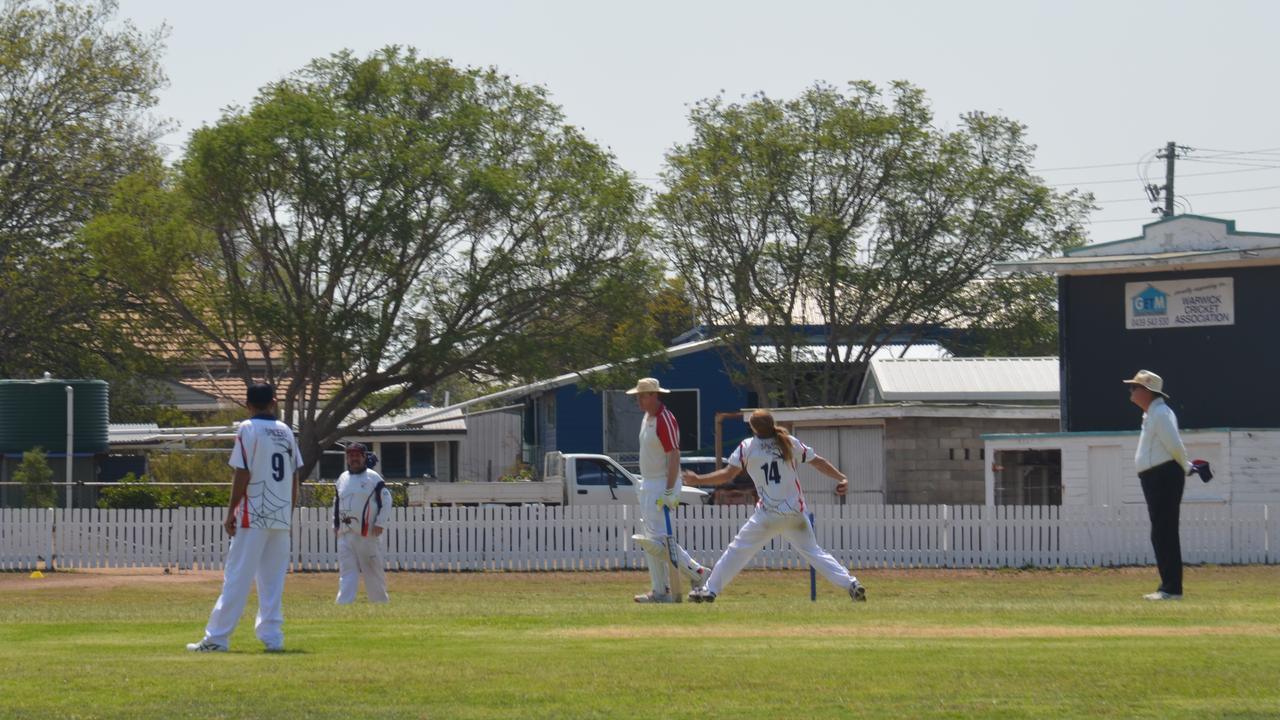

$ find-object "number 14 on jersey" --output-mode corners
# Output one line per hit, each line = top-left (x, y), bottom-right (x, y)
(760, 460), (781, 484)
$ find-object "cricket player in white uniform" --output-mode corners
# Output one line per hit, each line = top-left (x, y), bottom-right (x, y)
(627, 377), (711, 603)
(682, 409), (867, 604)
(188, 383), (303, 652)
(334, 443), (392, 604)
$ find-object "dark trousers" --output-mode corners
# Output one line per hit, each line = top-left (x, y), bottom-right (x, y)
(1139, 460), (1186, 595)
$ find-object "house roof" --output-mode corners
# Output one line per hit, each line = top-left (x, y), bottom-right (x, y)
(389, 337), (724, 426)
(749, 342), (950, 363)
(360, 406), (467, 433)
(763, 402), (1060, 423)
(108, 423), (241, 448)
(864, 356), (1059, 402)
(170, 376), (345, 409)
(107, 406), (467, 451)
(996, 215), (1280, 276)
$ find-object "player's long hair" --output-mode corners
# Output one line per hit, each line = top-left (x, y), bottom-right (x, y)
(748, 409), (793, 464)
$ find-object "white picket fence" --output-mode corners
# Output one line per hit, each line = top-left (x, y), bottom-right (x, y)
(1, 504), (1276, 572)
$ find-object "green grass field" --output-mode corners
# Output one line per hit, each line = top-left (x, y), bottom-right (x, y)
(1, 565), (1278, 719)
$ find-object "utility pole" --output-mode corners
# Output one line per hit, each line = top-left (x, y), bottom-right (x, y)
(1148, 141), (1190, 217)
(1160, 141), (1176, 216)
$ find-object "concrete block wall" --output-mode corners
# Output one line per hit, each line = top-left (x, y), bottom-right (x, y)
(885, 417), (1060, 504)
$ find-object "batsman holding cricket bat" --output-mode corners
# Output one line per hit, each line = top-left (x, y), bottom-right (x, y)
(627, 378), (710, 603)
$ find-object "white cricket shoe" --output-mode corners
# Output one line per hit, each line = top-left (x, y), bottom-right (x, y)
(633, 591), (676, 604)
(848, 579), (867, 603)
(1143, 591), (1182, 601)
(688, 587), (716, 603)
(186, 640), (227, 652)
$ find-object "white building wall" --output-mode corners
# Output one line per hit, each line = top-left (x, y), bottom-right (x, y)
(984, 429), (1280, 506)
(457, 407), (523, 482)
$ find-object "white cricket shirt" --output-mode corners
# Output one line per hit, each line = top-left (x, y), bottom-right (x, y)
(1135, 397), (1189, 474)
(334, 469), (392, 536)
(638, 403), (680, 480)
(727, 435), (816, 514)
(229, 414), (302, 530)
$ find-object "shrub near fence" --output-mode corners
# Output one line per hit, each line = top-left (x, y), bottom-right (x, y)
(1, 505), (1277, 572)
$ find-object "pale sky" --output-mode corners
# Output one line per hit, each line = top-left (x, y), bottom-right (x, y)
(118, 0), (1280, 243)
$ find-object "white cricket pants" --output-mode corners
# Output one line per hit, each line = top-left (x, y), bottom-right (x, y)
(336, 532), (389, 604)
(638, 476), (706, 594)
(706, 508), (855, 596)
(201, 527), (291, 649)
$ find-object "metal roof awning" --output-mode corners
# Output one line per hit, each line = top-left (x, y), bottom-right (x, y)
(866, 356), (1060, 403)
(996, 246), (1280, 275)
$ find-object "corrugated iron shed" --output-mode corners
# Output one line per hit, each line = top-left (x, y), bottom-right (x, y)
(861, 357), (1059, 403)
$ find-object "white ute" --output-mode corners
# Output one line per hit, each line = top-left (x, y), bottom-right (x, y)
(406, 451), (709, 507)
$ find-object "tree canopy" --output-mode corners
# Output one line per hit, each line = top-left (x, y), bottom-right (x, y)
(656, 82), (1091, 405)
(0, 0), (170, 395)
(92, 47), (661, 474)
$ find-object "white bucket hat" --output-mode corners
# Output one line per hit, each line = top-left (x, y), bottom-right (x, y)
(1122, 369), (1168, 398)
(625, 377), (670, 395)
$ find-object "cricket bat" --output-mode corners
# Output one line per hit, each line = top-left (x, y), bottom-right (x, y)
(663, 505), (684, 603)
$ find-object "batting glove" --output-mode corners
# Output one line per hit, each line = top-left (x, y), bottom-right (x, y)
(656, 488), (679, 510)
(1188, 459), (1213, 483)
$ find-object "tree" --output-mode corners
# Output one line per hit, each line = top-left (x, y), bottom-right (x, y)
(91, 48), (661, 476)
(0, 1), (171, 388)
(648, 275), (700, 346)
(656, 82), (1091, 405)
(948, 275), (1061, 357)
(14, 447), (56, 508)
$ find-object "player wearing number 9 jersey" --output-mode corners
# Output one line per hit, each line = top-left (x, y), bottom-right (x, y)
(187, 383), (302, 653)
(230, 403), (303, 529)
(681, 409), (867, 604)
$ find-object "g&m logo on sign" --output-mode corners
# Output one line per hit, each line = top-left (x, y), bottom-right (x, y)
(1131, 285), (1167, 317)
(1125, 277), (1234, 330)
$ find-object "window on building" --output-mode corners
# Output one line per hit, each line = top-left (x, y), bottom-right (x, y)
(603, 389), (700, 454)
(409, 442), (435, 479)
(319, 445), (347, 479)
(380, 442), (407, 478)
(993, 450), (1062, 505)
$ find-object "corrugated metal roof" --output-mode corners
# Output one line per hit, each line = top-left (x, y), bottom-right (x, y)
(866, 357), (1059, 402)
(995, 247), (1280, 275)
(107, 423), (239, 447)
(389, 338), (723, 426)
(749, 342), (950, 363)
(375, 406), (466, 432)
(995, 215), (1280, 275)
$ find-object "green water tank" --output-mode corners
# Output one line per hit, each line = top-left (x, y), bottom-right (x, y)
(0, 378), (110, 455)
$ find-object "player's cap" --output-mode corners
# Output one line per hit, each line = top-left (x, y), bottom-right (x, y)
(346, 442), (368, 455)
(246, 382), (276, 406)
(625, 377), (670, 395)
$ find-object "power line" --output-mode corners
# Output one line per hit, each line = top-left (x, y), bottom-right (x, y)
(1031, 160), (1145, 172)
(1189, 146), (1280, 158)
(1049, 164), (1280, 188)
(1181, 157), (1280, 171)
(1098, 183), (1280, 204)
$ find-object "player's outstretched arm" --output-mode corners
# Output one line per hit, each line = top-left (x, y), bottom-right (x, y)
(682, 464), (741, 487)
(808, 456), (849, 496)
